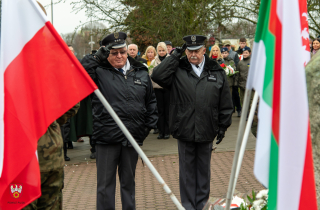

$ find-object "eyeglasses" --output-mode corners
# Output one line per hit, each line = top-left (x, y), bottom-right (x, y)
(110, 51), (127, 56)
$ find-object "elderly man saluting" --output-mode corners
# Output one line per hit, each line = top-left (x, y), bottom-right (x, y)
(152, 35), (233, 210)
(81, 32), (158, 210)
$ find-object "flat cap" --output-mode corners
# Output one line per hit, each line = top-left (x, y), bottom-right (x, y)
(223, 40), (231, 46)
(164, 41), (172, 46)
(101, 32), (127, 49)
(183, 35), (207, 50)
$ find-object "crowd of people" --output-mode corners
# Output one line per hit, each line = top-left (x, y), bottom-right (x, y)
(30, 7), (320, 208)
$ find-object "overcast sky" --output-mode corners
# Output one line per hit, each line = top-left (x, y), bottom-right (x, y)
(38, 0), (88, 35)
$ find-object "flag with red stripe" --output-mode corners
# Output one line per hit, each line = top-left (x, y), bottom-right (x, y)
(246, 0), (317, 209)
(0, 0), (97, 209)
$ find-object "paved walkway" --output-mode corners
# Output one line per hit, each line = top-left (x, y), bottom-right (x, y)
(63, 113), (264, 209)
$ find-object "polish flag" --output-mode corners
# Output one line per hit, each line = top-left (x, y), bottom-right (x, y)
(0, 0), (97, 209)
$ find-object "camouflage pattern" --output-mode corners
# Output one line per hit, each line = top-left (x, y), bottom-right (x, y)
(23, 169), (64, 210)
(23, 103), (79, 210)
(251, 98), (259, 138)
(305, 51), (320, 204)
(240, 87), (245, 106)
(239, 87), (258, 137)
(38, 103), (80, 172)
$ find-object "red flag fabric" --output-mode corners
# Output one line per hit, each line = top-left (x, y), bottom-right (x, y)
(0, 0), (98, 209)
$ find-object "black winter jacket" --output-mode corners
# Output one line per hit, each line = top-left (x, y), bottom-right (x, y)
(134, 56), (147, 64)
(81, 55), (158, 146)
(151, 54), (233, 142)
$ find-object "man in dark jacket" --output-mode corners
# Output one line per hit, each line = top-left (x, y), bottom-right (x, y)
(152, 35), (233, 210)
(81, 32), (158, 210)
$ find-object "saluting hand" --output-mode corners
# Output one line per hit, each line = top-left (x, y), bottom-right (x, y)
(216, 129), (225, 144)
(95, 43), (114, 62)
(171, 43), (187, 60)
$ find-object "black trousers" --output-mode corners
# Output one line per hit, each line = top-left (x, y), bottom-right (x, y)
(96, 143), (138, 210)
(232, 86), (242, 112)
(178, 140), (213, 210)
(154, 88), (170, 135)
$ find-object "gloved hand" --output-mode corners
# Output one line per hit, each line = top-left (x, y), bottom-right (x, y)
(216, 129), (225, 144)
(95, 43), (113, 62)
(171, 43), (187, 60)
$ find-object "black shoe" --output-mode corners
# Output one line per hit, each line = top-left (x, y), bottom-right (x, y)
(90, 152), (96, 159)
(67, 142), (73, 149)
(163, 135), (170, 139)
(64, 156), (70, 161)
(153, 129), (159, 134)
(157, 134), (164, 139)
(237, 111), (241, 117)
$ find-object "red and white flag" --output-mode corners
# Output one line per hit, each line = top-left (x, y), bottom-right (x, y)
(0, 0), (97, 209)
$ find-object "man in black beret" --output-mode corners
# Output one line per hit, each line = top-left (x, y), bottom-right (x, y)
(152, 35), (233, 210)
(80, 32), (158, 210)
(164, 40), (173, 53)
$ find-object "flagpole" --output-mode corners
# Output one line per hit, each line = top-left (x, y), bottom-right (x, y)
(225, 88), (253, 210)
(233, 91), (259, 193)
(93, 89), (185, 210)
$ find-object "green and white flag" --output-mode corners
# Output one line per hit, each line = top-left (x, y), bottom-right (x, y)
(247, 0), (317, 209)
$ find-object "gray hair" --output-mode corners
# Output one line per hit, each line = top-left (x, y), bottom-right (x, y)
(128, 44), (138, 51)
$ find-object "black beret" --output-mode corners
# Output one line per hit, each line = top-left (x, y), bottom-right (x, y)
(243, 46), (251, 52)
(101, 32), (127, 48)
(164, 41), (172, 46)
(221, 47), (228, 53)
(183, 35), (207, 50)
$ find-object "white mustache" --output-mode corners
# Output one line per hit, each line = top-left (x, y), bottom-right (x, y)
(190, 56), (198, 59)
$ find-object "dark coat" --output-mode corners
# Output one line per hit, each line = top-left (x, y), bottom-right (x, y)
(81, 55), (158, 146)
(151, 54), (233, 142)
(134, 56), (147, 64)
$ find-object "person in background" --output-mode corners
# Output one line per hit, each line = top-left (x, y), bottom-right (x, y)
(209, 45), (224, 64)
(164, 41), (173, 54)
(207, 36), (216, 52)
(142, 46), (157, 66)
(221, 47), (241, 117)
(152, 35), (233, 210)
(311, 38), (320, 58)
(128, 44), (147, 64)
(225, 40), (242, 115)
(149, 42), (171, 139)
(223, 40), (240, 67)
(237, 46), (251, 106)
(236, 37), (247, 56)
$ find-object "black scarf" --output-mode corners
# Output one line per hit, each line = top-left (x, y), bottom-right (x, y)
(159, 54), (167, 61)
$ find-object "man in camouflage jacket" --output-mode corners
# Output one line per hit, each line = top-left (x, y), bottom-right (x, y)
(23, 103), (80, 210)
